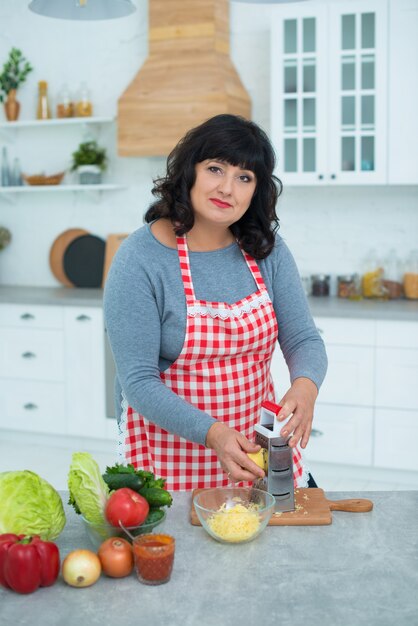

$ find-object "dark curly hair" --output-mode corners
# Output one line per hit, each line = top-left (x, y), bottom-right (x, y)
(145, 114), (282, 259)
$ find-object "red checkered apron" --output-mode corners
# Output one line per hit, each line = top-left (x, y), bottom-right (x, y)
(121, 236), (305, 490)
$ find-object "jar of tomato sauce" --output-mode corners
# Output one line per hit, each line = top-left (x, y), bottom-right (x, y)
(133, 534), (175, 585)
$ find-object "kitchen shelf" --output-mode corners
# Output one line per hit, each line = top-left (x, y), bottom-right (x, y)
(0, 183), (125, 204)
(0, 116), (115, 141)
(0, 116), (114, 130)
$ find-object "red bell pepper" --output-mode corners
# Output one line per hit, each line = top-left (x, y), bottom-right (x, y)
(0, 534), (60, 594)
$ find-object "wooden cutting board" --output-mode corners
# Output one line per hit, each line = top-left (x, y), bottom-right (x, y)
(190, 488), (373, 527)
(49, 228), (89, 287)
(102, 233), (129, 287)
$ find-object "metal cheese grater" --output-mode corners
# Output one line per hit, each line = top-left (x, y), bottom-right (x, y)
(253, 401), (295, 512)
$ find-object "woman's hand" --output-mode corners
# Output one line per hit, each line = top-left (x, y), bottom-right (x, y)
(277, 377), (318, 449)
(205, 421), (265, 483)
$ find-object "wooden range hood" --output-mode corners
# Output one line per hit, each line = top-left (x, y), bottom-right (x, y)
(117, 0), (251, 157)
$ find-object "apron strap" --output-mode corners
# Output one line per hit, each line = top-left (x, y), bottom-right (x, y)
(176, 236), (196, 303)
(176, 235), (267, 305)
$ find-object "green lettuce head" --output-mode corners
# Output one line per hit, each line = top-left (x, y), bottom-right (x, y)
(68, 452), (110, 525)
(0, 470), (66, 540)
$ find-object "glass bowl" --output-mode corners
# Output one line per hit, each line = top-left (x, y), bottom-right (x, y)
(81, 510), (167, 550)
(193, 487), (275, 544)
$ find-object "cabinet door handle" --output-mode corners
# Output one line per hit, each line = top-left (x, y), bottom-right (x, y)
(316, 327), (324, 334)
(76, 314), (91, 322)
(20, 313), (35, 320)
(311, 428), (324, 438)
(23, 402), (38, 410)
(22, 351), (36, 359)
(330, 174), (336, 180)
(318, 174), (324, 180)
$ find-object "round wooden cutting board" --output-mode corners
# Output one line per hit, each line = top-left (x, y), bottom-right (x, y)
(63, 234), (106, 288)
(49, 228), (89, 287)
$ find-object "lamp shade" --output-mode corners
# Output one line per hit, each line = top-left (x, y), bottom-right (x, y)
(28, 0), (136, 20)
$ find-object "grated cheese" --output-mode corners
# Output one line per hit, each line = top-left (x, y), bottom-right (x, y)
(207, 502), (261, 542)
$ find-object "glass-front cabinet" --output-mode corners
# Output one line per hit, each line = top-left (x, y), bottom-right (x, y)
(271, 1), (388, 185)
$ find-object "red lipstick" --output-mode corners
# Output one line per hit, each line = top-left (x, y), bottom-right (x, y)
(210, 198), (232, 208)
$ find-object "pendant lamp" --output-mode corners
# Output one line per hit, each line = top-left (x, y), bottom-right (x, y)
(28, 0), (136, 20)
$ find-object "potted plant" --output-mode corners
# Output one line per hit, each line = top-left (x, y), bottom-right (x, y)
(70, 140), (108, 184)
(0, 48), (33, 121)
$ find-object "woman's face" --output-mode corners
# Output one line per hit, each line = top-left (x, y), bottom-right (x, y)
(190, 159), (257, 229)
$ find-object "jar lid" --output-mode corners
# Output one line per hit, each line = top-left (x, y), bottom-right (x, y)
(311, 274), (330, 281)
(337, 274), (356, 281)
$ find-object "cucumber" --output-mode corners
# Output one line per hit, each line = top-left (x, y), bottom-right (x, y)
(139, 487), (173, 508)
(102, 472), (144, 492)
(145, 508), (165, 525)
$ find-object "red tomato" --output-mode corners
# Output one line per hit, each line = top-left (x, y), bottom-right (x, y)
(98, 538), (133, 578)
(105, 488), (149, 527)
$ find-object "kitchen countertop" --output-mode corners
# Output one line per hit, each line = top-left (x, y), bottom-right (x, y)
(1, 490), (417, 626)
(0, 285), (417, 320)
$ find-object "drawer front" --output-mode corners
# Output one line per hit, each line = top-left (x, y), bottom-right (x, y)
(318, 345), (374, 406)
(376, 321), (418, 349)
(375, 347), (418, 410)
(0, 329), (64, 381)
(314, 317), (375, 347)
(0, 380), (67, 434)
(307, 404), (373, 466)
(0, 304), (63, 329)
(374, 408), (418, 471)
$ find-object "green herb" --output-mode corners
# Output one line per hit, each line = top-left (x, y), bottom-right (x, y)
(0, 48), (33, 103)
(70, 140), (108, 172)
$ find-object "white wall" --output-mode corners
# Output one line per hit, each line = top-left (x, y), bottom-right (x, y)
(0, 0), (417, 287)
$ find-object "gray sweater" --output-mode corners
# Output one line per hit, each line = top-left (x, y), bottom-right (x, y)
(103, 224), (327, 445)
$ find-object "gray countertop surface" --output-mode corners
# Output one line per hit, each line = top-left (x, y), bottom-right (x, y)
(0, 285), (417, 320)
(1, 490), (417, 626)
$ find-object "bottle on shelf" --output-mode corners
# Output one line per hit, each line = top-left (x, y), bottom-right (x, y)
(75, 82), (93, 117)
(56, 84), (74, 118)
(37, 81), (52, 120)
(11, 158), (23, 187)
(1, 147), (11, 187)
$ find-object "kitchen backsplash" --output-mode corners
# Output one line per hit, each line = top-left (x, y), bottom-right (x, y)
(0, 0), (417, 287)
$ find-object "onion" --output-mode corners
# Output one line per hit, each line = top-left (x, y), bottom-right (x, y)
(62, 549), (102, 588)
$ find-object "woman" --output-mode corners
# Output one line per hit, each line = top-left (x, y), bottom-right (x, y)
(104, 114), (327, 491)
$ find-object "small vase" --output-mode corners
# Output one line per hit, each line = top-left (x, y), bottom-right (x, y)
(4, 89), (20, 122)
(77, 165), (102, 185)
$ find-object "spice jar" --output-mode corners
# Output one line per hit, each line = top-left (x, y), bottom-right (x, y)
(311, 274), (330, 297)
(337, 274), (359, 299)
(382, 249), (403, 299)
(75, 82), (93, 117)
(37, 81), (51, 120)
(404, 250), (418, 300)
(56, 84), (74, 118)
(361, 249), (387, 298)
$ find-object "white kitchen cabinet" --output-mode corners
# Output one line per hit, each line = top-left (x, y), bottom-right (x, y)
(0, 304), (67, 435)
(318, 344), (374, 406)
(387, 0), (418, 184)
(310, 316), (375, 466)
(308, 404), (373, 466)
(64, 307), (107, 438)
(375, 348), (418, 410)
(309, 315), (418, 473)
(374, 408), (418, 471)
(0, 380), (66, 435)
(0, 302), (110, 439)
(271, 0), (388, 185)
